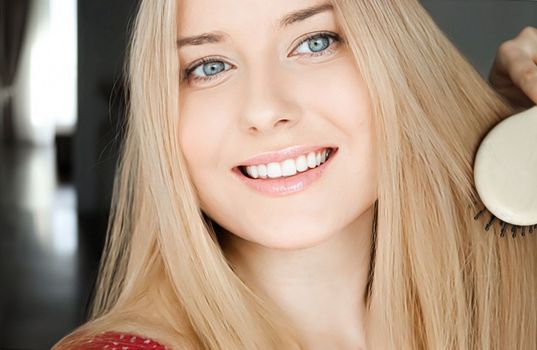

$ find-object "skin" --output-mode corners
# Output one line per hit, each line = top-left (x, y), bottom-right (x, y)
(177, 0), (376, 348)
(489, 26), (537, 109)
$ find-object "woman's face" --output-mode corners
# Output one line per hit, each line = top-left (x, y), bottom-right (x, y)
(177, 0), (377, 249)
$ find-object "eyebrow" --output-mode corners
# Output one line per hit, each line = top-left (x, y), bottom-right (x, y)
(177, 2), (334, 48)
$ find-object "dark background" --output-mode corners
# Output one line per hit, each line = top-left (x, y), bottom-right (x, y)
(0, 1), (535, 349)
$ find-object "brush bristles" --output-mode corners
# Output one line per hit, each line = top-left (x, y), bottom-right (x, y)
(473, 207), (537, 238)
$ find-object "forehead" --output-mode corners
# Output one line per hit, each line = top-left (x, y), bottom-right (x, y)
(177, 0), (333, 35)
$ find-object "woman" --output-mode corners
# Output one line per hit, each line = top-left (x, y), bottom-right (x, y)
(54, 0), (537, 349)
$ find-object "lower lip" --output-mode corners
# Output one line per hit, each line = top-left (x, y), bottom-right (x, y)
(232, 148), (338, 196)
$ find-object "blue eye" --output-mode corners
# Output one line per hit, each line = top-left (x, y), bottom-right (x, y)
(189, 60), (231, 79)
(294, 34), (334, 54)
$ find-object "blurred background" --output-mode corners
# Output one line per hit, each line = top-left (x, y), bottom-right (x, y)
(0, 0), (535, 349)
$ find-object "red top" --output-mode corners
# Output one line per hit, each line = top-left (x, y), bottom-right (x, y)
(74, 331), (170, 350)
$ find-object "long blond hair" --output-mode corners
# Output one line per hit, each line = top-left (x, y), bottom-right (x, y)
(53, 0), (537, 349)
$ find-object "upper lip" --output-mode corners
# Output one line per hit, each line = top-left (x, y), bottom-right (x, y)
(236, 145), (337, 167)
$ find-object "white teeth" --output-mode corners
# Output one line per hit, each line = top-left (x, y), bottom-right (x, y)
(307, 152), (317, 168)
(266, 162), (282, 178)
(258, 164), (267, 178)
(248, 165), (259, 178)
(244, 148), (332, 179)
(281, 159), (297, 176)
(296, 155), (308, 172)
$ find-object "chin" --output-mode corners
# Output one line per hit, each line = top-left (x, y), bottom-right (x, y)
(253, 223), (337, 250)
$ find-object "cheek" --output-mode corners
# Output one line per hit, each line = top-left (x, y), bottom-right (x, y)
(178, 91), (235, 177)
(178, 88), (245, 216)
(178, 101), (221, 212)
(296, 57), (377, 193)
(294, 56), (371, 133)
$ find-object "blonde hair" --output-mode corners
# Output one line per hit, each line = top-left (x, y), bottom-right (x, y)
(53, 0), (537, 349)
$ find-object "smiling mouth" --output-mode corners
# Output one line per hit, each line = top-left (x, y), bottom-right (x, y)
(237, 147), (337, 180)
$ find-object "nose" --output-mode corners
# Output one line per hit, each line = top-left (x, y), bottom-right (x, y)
(238, 62), (301, 134)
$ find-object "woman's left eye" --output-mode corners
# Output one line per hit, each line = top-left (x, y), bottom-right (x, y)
(291, 32), (341, 57)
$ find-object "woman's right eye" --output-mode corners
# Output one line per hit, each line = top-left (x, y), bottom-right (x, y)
(183, 59), (233, 83)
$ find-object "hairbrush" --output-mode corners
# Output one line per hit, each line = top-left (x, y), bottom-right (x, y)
(473, 105), (537, 238)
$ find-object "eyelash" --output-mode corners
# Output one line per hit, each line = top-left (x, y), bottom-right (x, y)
(181, 31), (342, 84)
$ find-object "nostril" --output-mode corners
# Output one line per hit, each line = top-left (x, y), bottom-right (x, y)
(276, 119), (290, 125)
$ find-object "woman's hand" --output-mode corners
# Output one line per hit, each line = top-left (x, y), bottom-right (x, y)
(489, 26), (537, 108)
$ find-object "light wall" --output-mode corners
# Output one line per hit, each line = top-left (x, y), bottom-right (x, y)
(13, 0), (77, 145)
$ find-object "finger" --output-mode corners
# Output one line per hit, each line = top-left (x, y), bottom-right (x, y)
(489, 41), (520, 87)
(493, 43), (537, 105)
(510, 55), (537, 105)
(490, 27), (537, 87)
(508, 27), (537, 104)
(515, 26), (537, 62)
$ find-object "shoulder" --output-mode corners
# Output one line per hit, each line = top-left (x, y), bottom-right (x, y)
(67, 331), (172, 350)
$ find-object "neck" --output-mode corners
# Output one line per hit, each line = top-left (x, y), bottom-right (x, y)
(219, 203), (376, 349)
